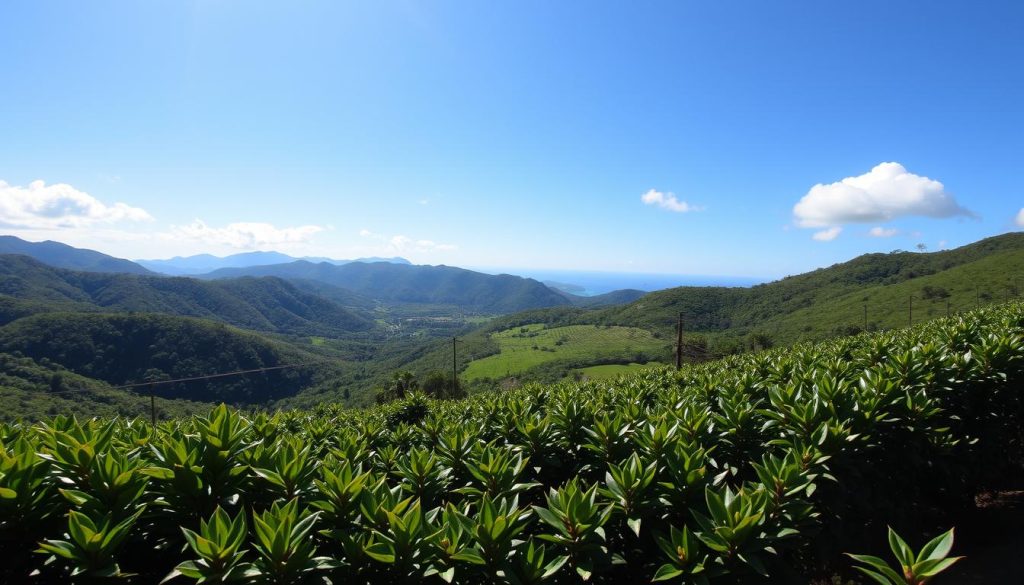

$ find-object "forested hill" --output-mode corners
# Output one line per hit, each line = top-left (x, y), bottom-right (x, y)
(0, 312), (332, 403)
(439, 231), (1024, 382)
(137, 251), (410, 275)
(592, 232), (1024, 339)
(0, 254), (374, 336)
(555, 288), (647, 308)
(200, 260), (572, 313)
(0, 235), (153, 274)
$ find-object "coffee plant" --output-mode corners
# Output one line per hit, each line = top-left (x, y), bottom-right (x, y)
(3, 303), (1023, 583)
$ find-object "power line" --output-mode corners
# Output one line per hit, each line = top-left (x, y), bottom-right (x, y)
(111, 359), (333, 390)
(37, 359), (334, 397)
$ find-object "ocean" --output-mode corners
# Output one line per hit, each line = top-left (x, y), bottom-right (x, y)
(477, 268), (764, 297)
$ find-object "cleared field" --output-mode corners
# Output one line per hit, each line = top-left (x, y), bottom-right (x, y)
(464, 323), (667, 380)
(576, 362), (663, 380)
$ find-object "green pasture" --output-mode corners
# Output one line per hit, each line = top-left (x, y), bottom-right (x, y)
(464, 324), (668, 380)
(576, 362), (663, 380)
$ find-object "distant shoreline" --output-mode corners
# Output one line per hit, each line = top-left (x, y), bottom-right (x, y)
(473, 268), (765, 296)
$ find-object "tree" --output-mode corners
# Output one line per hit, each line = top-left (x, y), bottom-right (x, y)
(421, 370), (448, 398)
(376, 371), (419, 404)
(916, 243), (928, 253)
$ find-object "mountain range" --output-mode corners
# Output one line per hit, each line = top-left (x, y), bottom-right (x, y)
(0, 235), (639, 313)
(0, 255), (374, 337)
(136, 251), (410, 275)
(3, 231), (1023, 418)
(0, 235), (153, 275)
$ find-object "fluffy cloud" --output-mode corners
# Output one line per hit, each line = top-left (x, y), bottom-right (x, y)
(793, 163), (972, 230)
(0, 179), (152, 229)
(172, 220), (324, 249)
(868, 226), (899, 238)
(389, 235), (457, 252)
(641, 189), (700, 213)
(812, 227), (842, 241)
(358, 229), (456, 252)
(1015, 208), (1024, 227)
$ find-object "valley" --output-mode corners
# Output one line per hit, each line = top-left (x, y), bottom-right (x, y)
(0, 233), (1023, 419)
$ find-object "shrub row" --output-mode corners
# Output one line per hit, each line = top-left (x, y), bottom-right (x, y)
(2, 304), (1023, 583)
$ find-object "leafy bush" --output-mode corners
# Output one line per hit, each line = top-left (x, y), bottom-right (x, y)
(5, 303), (1024, 583)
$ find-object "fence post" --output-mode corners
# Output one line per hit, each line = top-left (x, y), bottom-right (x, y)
(149, 383), (156, 430)
(452, 337), (460, 397)
(675, 312), (683, 370)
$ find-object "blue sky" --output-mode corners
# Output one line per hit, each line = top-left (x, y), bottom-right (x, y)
(1, 0), (1021, 279)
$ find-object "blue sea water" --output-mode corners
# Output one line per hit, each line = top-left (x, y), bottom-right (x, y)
(478, 268), (765, 297)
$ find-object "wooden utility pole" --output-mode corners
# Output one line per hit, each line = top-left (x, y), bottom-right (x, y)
(675, 312), (683, 370)
(149, 383), (156, 430)
(452, 337), (460, 396)
(863, 304), (868, 331)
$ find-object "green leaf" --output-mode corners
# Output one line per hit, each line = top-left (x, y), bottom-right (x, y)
(652, 564), (684, 581)
(141, 467), (175, 480)
(451, 548), (485, 564)
(887, 526), (913, 568)
(851, 566), (900, 585)
(914, 556), (963, 578)
(916, 527), (955, 563)
(846, 553), (903, 584)
(532, 506), (564, 531)
(364, 542), (396, 563)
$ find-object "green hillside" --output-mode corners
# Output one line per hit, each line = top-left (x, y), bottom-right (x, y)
(0, 255), (374, 337)
(587, 234), (1024, 354)
(1, 303), (1019, 583)
(200, 260), (573, 313)
(0, 235), (154, 274)
(451, 233), (1024, 385)
(0, 353), (209, 421)
(0, 312), (340, 404)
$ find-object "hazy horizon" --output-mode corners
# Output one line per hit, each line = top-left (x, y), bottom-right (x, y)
(1, 1), (1021, 277)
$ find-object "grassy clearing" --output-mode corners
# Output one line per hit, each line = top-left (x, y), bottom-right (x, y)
(576, 362), (662, 380)
(463, 323), (668, 380)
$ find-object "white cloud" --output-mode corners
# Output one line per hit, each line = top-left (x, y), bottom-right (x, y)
(171, 220), (324, 249)
(868, 226), (899, 238)
(812, 226), (842, 241)
(0, 179), (152, 229)
(389, 234), (457, 252)
(1015, 208), (1024, 227)
(358, 229), (456, 253)
(641, 189), (700, 213)
(794, 163), (972, 228)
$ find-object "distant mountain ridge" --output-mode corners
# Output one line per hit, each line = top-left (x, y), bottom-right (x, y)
(0, 235), (153, 275)
(0, 235), (670, 314)
(137, 251), (411, 275)
(0, 254), (374, 336)
(199, 260), (575, 313)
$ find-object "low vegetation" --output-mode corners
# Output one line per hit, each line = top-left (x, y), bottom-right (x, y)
(2, 302), (1020, 583)
(464, 324), (667, 381)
